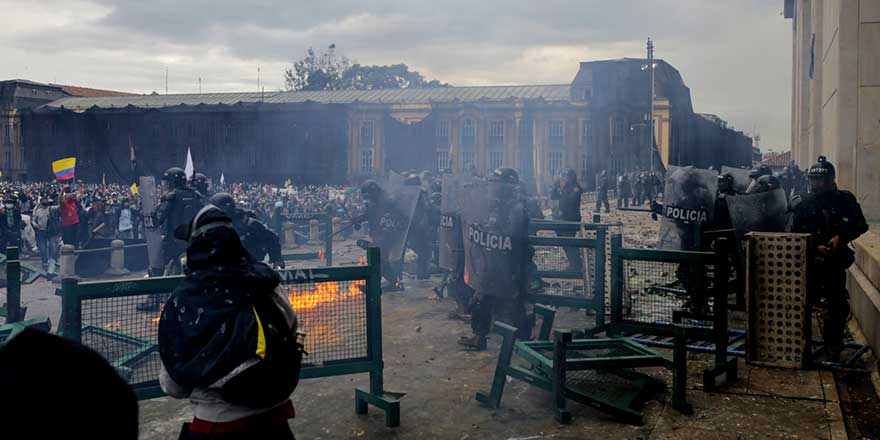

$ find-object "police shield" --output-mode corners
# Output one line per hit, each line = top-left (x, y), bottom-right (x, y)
(461, 179), (527, 295)
(721, 166), (751, 194)
(367, 182), (421, 264)
(726, 188), (788, 243)
(658, 166), (718, 250)
(438, 174), (464, 271)
(138, 176), (163, 272)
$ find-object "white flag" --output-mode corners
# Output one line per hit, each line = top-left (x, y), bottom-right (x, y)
(220, 173), (225, 185)
(184, 147), (194, 179)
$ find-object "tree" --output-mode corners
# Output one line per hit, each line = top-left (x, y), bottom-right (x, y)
(283, 44), (350, 91)
(337, 63), (448, 90)
(284, 45), (448, 91)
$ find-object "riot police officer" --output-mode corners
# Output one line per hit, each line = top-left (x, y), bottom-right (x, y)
(359, 180), (406, 291)
(791, 156), (868, 361)
(208, 193), (285, 269)
(191, 173), (210, 197)
(550, 169), (584, 272)
(154, 167), (204, 275)
(405, 173), (432, 280)
(459, 168), (531, 350)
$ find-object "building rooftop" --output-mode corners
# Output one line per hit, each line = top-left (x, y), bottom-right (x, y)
(42, 84), (571, 111)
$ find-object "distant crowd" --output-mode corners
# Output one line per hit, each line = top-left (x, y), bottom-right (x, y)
(0, 180), (363, 268)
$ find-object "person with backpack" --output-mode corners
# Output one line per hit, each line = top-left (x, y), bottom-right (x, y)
(158, 205), (302, 440)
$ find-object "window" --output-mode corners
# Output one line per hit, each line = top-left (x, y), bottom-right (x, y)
(581, 151), (590, 173)
(489, 150), (504, 170)
(435, 120), (449, 147)
(488, 121), (504, 146)
(462, 119), (475, 147)
(359, 120), (374, 147)
(360, 149), (374, 173)
(582, 87), (592, 101)
(517, 119), (533, 147)
(612, 117), (625, 145)
(437, 150), (450, 171)
(548, 120), (564, 147)
(2, 125), (10, 145)
(462, 150), (475, 170)
(581, 120), (593, 147)
(548, 151), (563, 176)
(4, 152), (10, 167)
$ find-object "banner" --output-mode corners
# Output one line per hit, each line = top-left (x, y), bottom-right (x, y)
(52, 157), (76, 181)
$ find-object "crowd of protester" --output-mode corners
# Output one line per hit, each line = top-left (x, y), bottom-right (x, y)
(0, 180), (363, 268)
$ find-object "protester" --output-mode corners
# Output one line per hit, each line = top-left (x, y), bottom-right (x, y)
(158, 205), (302, 439)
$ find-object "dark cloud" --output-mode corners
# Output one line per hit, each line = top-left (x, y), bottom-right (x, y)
(0, 0), (791, 148)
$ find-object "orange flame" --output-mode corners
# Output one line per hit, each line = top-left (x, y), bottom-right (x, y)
(103, 320), (121, 330)
(287, 280), (365, 353)
(358, 255), (368, 266)
(151, 316), (161, 324)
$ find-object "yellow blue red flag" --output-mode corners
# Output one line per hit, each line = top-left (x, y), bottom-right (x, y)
(51, 157), (76, 181)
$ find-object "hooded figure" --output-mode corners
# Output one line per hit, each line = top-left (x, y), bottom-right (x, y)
(158, 205), (300, 440)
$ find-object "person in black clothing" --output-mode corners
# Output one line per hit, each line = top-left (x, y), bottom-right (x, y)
(427, 191), (442, 268)
(208, 192), (285, 269)
(404, 174), (432, 280)
(191, 173), (211, 197)
(790, 156), (868, 361)
(0, 195), (23, 252)
(550, 169), (584, 272)
(154, 167), (205, 275)
(594, 170), (610, 213)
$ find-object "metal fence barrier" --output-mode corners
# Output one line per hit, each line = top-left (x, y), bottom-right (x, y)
(59, 247), (402, 427)
(2, 246), (52, 322)
(607, 234), (737, 391)
(527, 220), (606, 327)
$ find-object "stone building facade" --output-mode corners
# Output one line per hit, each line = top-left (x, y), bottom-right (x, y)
(785, 0), (880, 220)
(22, 59), (752, 191)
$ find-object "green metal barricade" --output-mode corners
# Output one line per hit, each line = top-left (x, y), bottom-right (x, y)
(59, 247), (402, 427)
(607, 234), (737, 390)
(527, 220), (606, 327)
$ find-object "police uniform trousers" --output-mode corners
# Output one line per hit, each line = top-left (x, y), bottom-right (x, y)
(813, 264), (850, 353)
(470, 291), (530, 340)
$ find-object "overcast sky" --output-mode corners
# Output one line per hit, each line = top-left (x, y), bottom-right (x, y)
(0, 0), (792, 150)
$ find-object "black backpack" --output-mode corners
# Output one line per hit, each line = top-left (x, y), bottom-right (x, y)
(215, 293), (304, 408)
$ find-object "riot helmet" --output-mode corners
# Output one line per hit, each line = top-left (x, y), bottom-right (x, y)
(718, 173), (734, 193)
(161, 167), (187, 190)
(806, 156), (836, 195)
(748, 164), (772, 180)
(488, 168), (519, 184)
(207, 192), (236, 213)
(360, 180), (382, 201)
(192, 173), (209, 194)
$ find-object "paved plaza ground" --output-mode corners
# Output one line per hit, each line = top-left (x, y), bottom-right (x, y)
(12, 206), (876, 439)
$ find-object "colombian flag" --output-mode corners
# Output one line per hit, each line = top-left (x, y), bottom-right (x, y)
(52, 157), (76, 181)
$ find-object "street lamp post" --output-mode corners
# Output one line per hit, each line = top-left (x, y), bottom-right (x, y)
(647, 37), (655, 176)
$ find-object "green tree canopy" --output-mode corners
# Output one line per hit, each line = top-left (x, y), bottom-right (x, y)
(284, 45), (448, 91)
